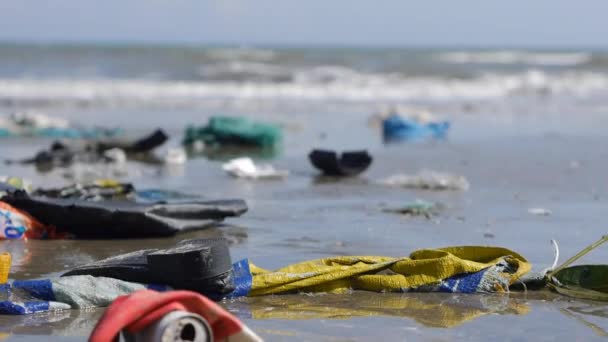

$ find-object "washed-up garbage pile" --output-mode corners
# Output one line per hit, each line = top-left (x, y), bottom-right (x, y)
(7, 128), (168, 168)
(0, 112), (121, 139)
(1, 236), (607, 317)
(0, 181), (247, 239)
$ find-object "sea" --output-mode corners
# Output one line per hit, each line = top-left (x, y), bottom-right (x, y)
(0, 44), (606, 114)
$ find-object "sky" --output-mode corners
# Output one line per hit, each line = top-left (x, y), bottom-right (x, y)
(0, 0), (606, 47)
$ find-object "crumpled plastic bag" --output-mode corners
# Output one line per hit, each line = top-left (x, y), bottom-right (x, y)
(222, 157), (288, 179)
(231, 246), (530, 297)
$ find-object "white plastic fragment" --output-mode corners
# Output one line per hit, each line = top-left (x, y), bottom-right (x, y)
(103, 148), (127, 164)
(380, 171), (469, 191)
(163, 147), (187, 165)
(528, 208), (552, 216)
(10, 111), (71, 129)
(222, 157), (288, 179)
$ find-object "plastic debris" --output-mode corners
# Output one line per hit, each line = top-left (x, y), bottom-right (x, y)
(0, 253), (10, 284)
(0, 189), (248, 238)
(382, 113), (450, 142)
(222, 157), (288, 179)
(64, 238), (234, 299)
(0, 201), (61, 239)
(0, 276), (166, 314)
(7, 129), (168, 168)
(230, 246), (530, 297)
(380, 171), (469, 191)
(163, 147), (187, 165)
(383, 200), (441, 218)
(547, 236), (608, 301)
(32, 179), (135, 201)
(183, 116), (281, 148)
(528, 208), (552, 216)
(309, 149), (372, 177)
(90, 290), (262, 342)
(0, 112), (121, 139)
(0, 177), (32, 194)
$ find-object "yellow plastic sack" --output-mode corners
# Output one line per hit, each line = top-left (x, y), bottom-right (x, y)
(0, 252), (11, 284)
(249, 246), (530, 296)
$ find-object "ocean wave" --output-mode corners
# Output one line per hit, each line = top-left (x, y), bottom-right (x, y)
(436, 51), (592, 66)
(203, 48), (277, 61)
(198, 62), (293, 82)
(0, 70), (607, 107)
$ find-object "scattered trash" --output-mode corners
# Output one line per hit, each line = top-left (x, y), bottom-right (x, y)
(90, 290), (262, 342)
(0, 189), (248, 238)
(163, 147), (187, 165)
(0, 111), (121, 139)
(0, 200), (61, 239)
(0, 275), (166, 314)
(4, 238), (608, 316)
(222, 157), (288, 179)
(382, 113), (450, 142)
(230, 246), (530, 296)
(308, 149), (372, 177)
(64, 238), (234, 299)
(32, 179), (135, 201)
(547, 236), (608, 301)
(528, 208), (552, 216)
(0, 253), (10, 284)
(380, 171), (469, 191)
(0, 176), (32, 194)
(382, 200), (441, 219)
(6, 129), (168, 168)
(183, 116), (282, 148)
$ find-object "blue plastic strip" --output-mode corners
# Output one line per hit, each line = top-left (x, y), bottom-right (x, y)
(12, 279), (55, 301)
(0, 301), (50, 315)
(228, 259), (252, 298)
(440, 269), (486, 294)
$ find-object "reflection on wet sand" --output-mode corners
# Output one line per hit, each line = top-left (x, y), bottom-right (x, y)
(227, 292), (530, 328)
(561, 302), (608, 337)
(0, 308), (103, 336)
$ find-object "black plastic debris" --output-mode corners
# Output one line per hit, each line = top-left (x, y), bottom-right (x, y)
(7, 129), (168, 168)
(63, 238), (234, 300)
(308, 149), (373, 176)
(1, 189), (248, 238)
(96, 129), (168, 154)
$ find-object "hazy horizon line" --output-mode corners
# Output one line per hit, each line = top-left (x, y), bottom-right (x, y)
(0, 38), (606, 52)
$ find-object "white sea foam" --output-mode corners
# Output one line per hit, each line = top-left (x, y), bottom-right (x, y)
(0, 70), (607, 108)
(436, 51), (592, 66)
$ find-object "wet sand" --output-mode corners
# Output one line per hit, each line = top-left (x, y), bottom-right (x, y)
(1, 108), (608, 340)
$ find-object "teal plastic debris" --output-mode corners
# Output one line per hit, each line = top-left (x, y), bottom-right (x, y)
(183, 116), (282, 148)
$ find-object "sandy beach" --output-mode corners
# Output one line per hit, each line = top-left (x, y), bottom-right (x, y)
(1, 103), (608, 340)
